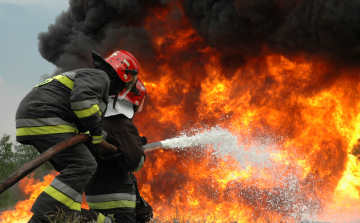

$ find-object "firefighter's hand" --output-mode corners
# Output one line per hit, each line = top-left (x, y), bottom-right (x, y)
(90, 130), (107, 145)
(141, 136), (147, 145)
(89, 147), (121, 160)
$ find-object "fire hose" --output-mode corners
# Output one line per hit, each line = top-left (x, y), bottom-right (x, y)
(0, 135), (164, 195)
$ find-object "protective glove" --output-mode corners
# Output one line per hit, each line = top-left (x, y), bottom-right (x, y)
(90, 130), (107, 145)
(141, 136), (147, 145)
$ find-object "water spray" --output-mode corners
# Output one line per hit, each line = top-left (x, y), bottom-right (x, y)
(0, 127), (238, 195)
(143, 126), (238, 154)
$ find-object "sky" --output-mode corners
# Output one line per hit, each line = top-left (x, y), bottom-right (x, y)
(0, 0), (69, 141)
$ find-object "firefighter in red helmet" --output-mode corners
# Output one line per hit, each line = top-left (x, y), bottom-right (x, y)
(102, 50), (140, 99)
(15, 50), (140, 223)
(83, 78), (153, 223)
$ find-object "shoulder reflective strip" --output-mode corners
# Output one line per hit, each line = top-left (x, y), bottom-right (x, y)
(73, 104), (100, 118)
(16, 125), (79, 136)
(91, 135), (103, 144)
(87, 200), (136, 210)
(132, 155), (145, 172)
(97, 213), (106, 223)
(34, 78), (54, 88)
(44, 186), (81, 211)
(54, 75), (74, 89)
(16, 117), (77, 128)
(86, 193), (136, 203)
(63, 71), (76, 80)
(71, 98), (99, 110)
(51, 178), (82, 203)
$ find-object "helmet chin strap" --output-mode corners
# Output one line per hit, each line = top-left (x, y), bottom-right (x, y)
(113, 93), (118, 109)
(112, 86), (122, 109)
(113, 87), (132, 109)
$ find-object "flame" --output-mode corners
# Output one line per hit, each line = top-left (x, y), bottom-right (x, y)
(0, 172), (58, 223)
(3, 1), (360, 222)
(0, 172), (90, 222)
(133, 1), (360, 222)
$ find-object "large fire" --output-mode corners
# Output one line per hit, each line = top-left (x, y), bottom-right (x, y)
(0, 172), (58, 223)
(134, 51), (360, 222)
(2, 0), (360, 222)
(134, 1), (360, 222)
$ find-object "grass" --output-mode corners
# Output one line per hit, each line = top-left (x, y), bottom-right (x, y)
(42, 209), (237, 223)
(40, 208), (319, 223)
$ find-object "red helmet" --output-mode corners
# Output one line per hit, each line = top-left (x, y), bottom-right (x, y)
(121, 78), (147, 113)
(105, 50), (139, 83)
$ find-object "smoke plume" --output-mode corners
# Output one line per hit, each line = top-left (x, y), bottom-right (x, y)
(39, 0), (360, 73)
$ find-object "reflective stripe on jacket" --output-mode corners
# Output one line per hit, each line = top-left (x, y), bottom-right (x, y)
(43, 178), (83, 211)
(86, 193), (137, 210)
(84, 114), (145, 215)
(15, 68), (109, 142)
(16, 117), (79, 136)
(97, 213), (113, 223)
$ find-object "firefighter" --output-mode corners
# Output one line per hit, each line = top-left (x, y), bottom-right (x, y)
(83, 78), (153, 223)
(15, 50), (140, 223)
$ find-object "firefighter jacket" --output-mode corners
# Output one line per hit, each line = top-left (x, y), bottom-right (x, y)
(85, 114), (145, 215)
(15, 68), (109, 144)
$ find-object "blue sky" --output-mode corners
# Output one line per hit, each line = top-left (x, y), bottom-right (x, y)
(0, 0), (69, 141)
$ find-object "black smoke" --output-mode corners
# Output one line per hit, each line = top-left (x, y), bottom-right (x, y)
(183, 0), (360, 66)
(38, 0), (165, 72)
(39, 0), (360, 72)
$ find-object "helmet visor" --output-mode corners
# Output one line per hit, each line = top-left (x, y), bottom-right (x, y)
(118, 75), (138, 100)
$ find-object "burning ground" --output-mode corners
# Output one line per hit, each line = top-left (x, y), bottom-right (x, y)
(2, 0), (360, 222)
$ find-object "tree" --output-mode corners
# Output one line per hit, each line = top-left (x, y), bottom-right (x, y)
(13, 143), (40, 165)
(0, 134), (17, 209)
(0, 134), (53, 209)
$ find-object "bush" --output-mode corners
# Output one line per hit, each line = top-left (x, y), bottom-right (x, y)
(0, 134), (53, 210)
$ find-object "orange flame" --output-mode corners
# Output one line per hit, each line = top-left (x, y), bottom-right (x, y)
(132, 1), (360, 222)
(3, 1), (360, 222)
(0, 172), (58, 223)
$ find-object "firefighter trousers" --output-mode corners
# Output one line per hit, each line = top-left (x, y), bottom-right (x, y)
(28, 133), (97, 222)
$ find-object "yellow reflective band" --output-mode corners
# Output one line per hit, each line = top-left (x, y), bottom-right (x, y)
(34, 75), (74, 89)
(92, 135), (103, 144)
(34, 78), (54, 88)
(44, 186), (81, 211)
(133, 162), (144, 172)
(97, 213), (106, 223)
(73, 104), (100, 119)
(16, 125), (79, 136)
(54, 75), (74, 89)
(132, 156), (145, 172)
(88, 200), (136, 210)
